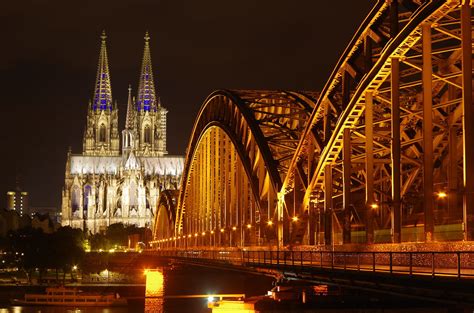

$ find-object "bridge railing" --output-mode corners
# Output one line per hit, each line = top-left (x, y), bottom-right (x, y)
(150, 249), (474, 279)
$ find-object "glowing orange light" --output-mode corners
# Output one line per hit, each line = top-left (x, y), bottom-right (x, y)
(210, 230), (214, 234)
(188, 234), (192, 238)
(437, 191), (447, 199)
(202, 232), (206, 236)
(194, 233), (198, 237)
(292, 216), (298, 222)
(246, 224), (252, 229)
(232, 226), (237, 231)
(145, 269), (164, 297)
(220, 228), (225, 233)
(267, 220), (273, 226)
(370, 203), (379, 209)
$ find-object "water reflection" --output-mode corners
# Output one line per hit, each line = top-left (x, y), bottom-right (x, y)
(144, 269), (164, 313)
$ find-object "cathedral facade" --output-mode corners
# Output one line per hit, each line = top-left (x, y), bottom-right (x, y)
(61, 32), (183, 233)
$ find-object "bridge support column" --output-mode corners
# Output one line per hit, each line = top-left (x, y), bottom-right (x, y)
(448, 126), (458, 220)
(461, 2), (474, 241)
(324, 165), (333, 246)
(365, 92), (375, 244)
(343, 128), (352, 244)
(277, 192), (285, 248)
(422, 22), (434, 242)
(391, 57), (401, 243)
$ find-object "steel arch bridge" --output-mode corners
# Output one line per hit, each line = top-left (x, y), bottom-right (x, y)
(152, 0), (473, 249)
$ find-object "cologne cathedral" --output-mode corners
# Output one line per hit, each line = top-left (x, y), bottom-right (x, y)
(61, 32), (183, 233)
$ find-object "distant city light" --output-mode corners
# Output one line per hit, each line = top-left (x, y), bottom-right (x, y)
(370, 203), (379, 209)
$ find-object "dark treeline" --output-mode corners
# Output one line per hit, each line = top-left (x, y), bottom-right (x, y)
(2, 226), (84, 283)
(0, 223), (146, 283)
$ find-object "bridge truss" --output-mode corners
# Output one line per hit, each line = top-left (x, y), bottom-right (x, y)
(152, 0), (473, 248)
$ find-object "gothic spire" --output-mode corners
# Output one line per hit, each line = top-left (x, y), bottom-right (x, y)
(93, 30), (113, 111)
(125, 85), (135, 130)
(136, 31), (157, 112)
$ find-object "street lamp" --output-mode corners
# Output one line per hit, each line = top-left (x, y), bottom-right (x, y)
(437, 191), (447, 199)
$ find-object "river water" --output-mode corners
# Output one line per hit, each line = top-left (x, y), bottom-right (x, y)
(0, 264), (273, 313)
(0, 264), (462, 313)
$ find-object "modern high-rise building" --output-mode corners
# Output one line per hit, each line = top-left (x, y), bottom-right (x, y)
(6, 190), (28, 216)
(61, 31), (183, 233)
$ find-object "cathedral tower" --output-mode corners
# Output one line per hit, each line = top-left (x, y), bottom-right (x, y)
(62, 32), (183, 234)
(83, 31), (120, 156)
(135, 32), (168, 157)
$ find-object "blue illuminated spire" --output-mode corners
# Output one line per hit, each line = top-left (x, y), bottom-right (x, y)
(136, 32), (157, 112)
(92, 30), (113, 111)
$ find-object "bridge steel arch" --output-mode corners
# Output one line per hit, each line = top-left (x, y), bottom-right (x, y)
(152, 190), (179, 245)
(281, 0), (473, 246)
(154, 90), (317, 248)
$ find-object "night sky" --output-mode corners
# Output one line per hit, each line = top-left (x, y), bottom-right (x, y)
(1, 1), (374, 209)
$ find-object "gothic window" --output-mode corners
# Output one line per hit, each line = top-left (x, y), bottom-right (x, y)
(72, 186), (81, 211)
(144, 125), (151, 144)
(99, 124), (106, 142)
(84, 185), (92, 209)
(129, 181), (138, 209)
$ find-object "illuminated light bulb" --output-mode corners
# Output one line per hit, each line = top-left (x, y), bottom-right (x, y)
(202, 232), (206, 236)
(195, 233), (198, 237)
(437, 191), (447, 199)
(370, 203), (379, 209)
(232, 226), (237, 231)
(208, 296), (215, 303)
(210, 230), (214, 234)
(246, 224), (252, 229)
(267, 220), (273, 226)
(220, 228), (225, 233)
(292, 216), (298, 222)
(188, 234), (192, 238)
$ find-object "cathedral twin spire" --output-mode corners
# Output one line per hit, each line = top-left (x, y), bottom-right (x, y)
(92, 30), (158, 114)
(93, 31), (113, 111)
(136, 32), (158, 112)
(85, 30), (167, 157)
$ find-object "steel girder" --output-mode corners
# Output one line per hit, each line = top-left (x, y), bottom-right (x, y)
(172, 90), (317, 245)
(282, 0), (472, 245)
(152, 190), (179, 241)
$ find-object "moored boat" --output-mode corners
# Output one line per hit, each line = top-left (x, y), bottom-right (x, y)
(11, 286), (127, 307)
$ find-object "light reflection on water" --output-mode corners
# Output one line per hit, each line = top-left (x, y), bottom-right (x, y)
(144, 269), (164, 313)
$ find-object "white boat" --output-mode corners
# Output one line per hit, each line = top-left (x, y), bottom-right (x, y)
(11, 286), (128, 307)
